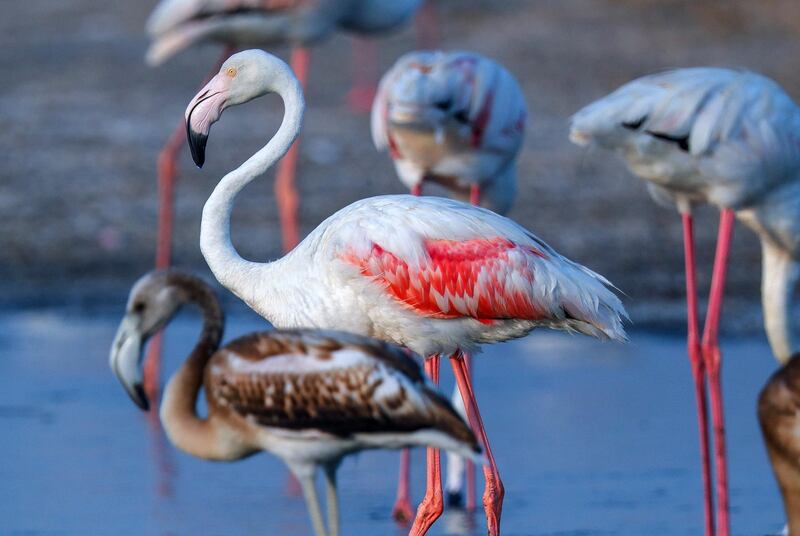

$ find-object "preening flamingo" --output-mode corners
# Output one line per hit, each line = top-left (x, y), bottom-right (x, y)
(372, 48), (527, 515)
(372, 50), (527, 214)
(143, 0), (425, 397)
(185, 49), (628, 535)
(571, 67), (800, 536)
(758, 353), (800, 535)
(109, 269), (480, 536)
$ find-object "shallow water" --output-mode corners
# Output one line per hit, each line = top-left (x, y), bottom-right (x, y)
(0, 309), (785, 535)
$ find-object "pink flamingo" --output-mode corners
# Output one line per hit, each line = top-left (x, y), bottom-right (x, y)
(184, 49), (628, 535)
(110, 268), (482, 536)
(372, 49), (527, 517)
(372, 50), (527, 214)
(571, 67), (800, 536)
(143, 0), (425, 397)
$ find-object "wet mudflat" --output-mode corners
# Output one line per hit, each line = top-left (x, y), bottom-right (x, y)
(0, 309), (784, 535)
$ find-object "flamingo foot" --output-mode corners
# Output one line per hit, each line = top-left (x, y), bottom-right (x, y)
(347, 84), (377, 114)
(482, 467), (505, 536)
(408, 480), (444, 536)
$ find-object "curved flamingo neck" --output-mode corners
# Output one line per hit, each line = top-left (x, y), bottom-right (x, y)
(200, 65), (305, 304)
(761, 240), (799, 364)
(159, 273), (227, 460)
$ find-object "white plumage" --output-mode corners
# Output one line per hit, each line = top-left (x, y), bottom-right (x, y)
(372, 50), (527, 214)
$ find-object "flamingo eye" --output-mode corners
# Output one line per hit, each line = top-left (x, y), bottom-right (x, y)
(133, 302), (145, 313)
(226, 67), (238, 78)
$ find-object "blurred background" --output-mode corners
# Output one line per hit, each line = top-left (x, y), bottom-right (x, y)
(3, 1), (800, 534)
(3, 0), (799, 329)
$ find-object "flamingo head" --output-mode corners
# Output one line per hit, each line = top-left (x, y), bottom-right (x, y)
(185, 49), (286, 167)
(109, 271), (188, 411)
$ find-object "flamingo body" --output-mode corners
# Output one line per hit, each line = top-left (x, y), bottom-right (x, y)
(216, 195), (626, 358)
(111, 269), (479, 536)
(570, 67), (800, 212)
(147, 0), (423, 65)
(372, 50), (526, 214)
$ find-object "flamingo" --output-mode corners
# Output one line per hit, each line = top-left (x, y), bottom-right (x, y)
(109, 268), (481, 536)
(184, 49), (628, 535)
(143, 0), (425, 397)
(758, 353), (800, 535)
(372, 49), (527, 515)
(570, 67), (800, 536)
(371, 50), (527, 214)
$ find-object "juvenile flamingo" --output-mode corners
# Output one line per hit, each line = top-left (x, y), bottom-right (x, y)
(372, 49), (527, 515)
(185, 49), (628, 535)
(143, 0), (424, 396)
(571, 67), (800, 536)
(372, 50), (527, 214)
(758, 353), (800, 535)
(109, 269), (480, 536)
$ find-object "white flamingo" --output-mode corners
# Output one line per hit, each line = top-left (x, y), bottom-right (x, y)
(372, 50), (527, 215)
(109, 269), (481, 536)
(372, 48), (527, 515)
(143, 0), (425, 397)
(570, 66), (800, 536)
(184, 49), (628, 535)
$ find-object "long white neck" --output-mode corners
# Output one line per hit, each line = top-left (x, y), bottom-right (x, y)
(200, 67), (304, 305)
(761, 240), (799, 363)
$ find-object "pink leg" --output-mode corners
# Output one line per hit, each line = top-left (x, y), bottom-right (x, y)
(274, 47), (309, 253)
(391, 449), (414, 523)
(682, 214), (715, 536)
(347, 38), (378, 114)
(702, 209), (735, 536)
(469, 184), (480, 206)
(143, 46), (234, 401)
(462, 353), (477, 513)
(410, 355), (444, 536)
(451, 351), (503, 536)
(411, 183), (423, 197)
(414, 0), (440, 49)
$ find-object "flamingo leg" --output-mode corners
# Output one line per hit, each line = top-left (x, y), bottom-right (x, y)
(702, 208), (735, 536)
(274, 47), (309, 253)
(409, 354), (444, 536)
(682, 213), (715, 536)
(143, 45), (235, 402)
(391, 449), (414, 523)
(323, 462), (341, 536)
(462, 353), (477, 513)
(411, 183), (423, 197)
(347, 37), (378, 114)
(469, 184), (480, 206)
(296, 468), (328, 536)
(451, 350), (503, 536)
(414, 0), (440, 49)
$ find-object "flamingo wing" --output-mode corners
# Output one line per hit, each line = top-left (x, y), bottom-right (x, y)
(327, 195), (627, 339)
(207, 330), (478, 446)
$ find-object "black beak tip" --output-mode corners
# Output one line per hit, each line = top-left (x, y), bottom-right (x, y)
(187, 125), (208, 168)
(132, 383), (151, 412)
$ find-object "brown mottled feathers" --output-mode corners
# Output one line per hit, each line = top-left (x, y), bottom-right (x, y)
(759, 353), (800, 466)
(205, 330), (479, 451)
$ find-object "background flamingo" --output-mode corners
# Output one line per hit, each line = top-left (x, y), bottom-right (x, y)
(109, 268), (481, 536)
(372, 50), (527, 214)
(185, 49), (628, 535)
(143, 0), (426, 397)
(371, 48), (527, 515)
(570, 66), (800, 536)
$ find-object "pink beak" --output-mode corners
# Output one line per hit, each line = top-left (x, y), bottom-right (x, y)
(185, 73), (231, 167)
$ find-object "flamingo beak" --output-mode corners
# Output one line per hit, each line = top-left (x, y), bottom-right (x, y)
(109, 315), (150, 411)
(185, 73), (231, 168)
